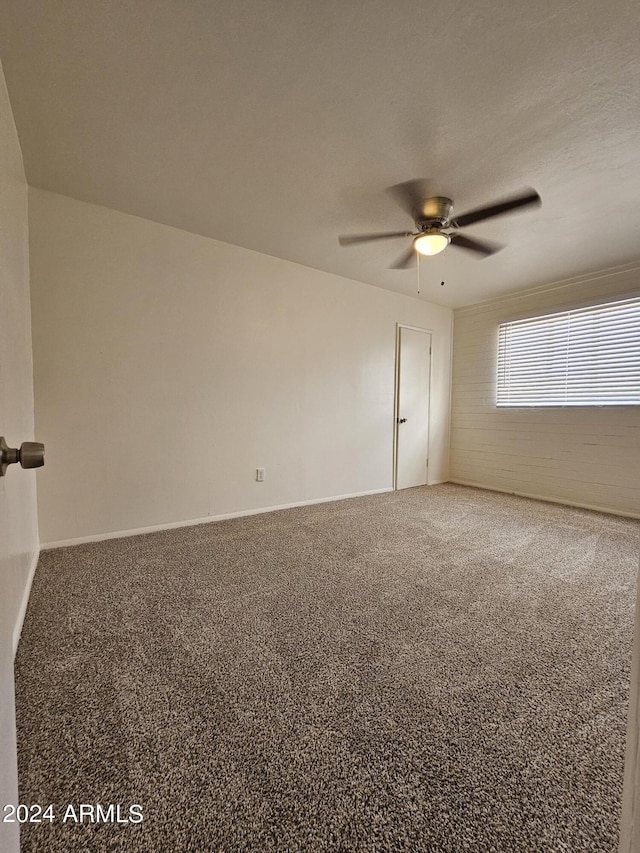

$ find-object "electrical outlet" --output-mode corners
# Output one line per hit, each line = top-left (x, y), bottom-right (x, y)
(256, 468), (265, 482)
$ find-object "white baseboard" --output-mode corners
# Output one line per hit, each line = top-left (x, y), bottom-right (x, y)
(41, 487), (395, 550)
(13, 548), (40, 659)
(448, 479), (640, 520)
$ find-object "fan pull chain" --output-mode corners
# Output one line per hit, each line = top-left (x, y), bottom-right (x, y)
(417, 251), (421, 294)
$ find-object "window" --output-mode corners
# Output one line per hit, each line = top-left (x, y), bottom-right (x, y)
(497, 296), (640, 407)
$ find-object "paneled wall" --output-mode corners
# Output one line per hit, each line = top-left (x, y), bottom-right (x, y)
(450, 266), (640, 517)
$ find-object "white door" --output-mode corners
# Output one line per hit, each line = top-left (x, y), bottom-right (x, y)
(395, 326), (431, 489)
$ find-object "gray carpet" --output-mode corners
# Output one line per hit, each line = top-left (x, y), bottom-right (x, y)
(14, 484), (640, 852)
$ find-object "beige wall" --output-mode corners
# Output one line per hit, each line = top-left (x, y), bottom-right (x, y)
(0, 62), (39, 853)
(450, 267), (640, 516)
(29, 189), (452, 545)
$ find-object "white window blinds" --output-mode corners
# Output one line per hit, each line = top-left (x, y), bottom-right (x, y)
(497, 296), (640, 407)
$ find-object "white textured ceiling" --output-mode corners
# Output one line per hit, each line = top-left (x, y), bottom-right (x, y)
(1, 0), (639, 307)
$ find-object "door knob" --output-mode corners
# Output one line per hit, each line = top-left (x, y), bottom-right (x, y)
(397, 417), (407, 424)
(0, 437), (45, 477)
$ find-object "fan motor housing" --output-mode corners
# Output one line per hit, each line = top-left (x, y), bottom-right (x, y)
(415, 196), (454, 229)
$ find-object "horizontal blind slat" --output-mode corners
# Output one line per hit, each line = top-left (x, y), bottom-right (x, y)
(497, 295), (640, 406)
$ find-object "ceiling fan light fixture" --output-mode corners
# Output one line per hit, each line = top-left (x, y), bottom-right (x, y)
(414, 231), (450, 256)
(338, 184), (539, 265)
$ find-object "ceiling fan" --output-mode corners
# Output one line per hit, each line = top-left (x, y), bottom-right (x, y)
(338, 179), (541, 268)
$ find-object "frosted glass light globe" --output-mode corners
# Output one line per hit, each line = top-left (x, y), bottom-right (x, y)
(414, 232), (450, 256)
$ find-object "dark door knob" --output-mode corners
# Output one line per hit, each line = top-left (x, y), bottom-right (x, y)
(397, 418), (407, 424)
(0, 437), (45, 477)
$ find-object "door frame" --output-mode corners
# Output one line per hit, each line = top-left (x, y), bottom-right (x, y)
(619, 559), (640, 852)
(393, 323), (433, 491)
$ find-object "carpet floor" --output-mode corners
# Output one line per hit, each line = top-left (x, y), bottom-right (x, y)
(14, 484), (640, 852)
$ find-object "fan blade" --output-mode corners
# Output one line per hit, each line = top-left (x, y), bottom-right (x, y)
(390, 246), (416, 269)
(338, 230), (412, 247)
(450, 233), (502, 257)
(452, 188), (541, 228)
(387, 178), (433, 220)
